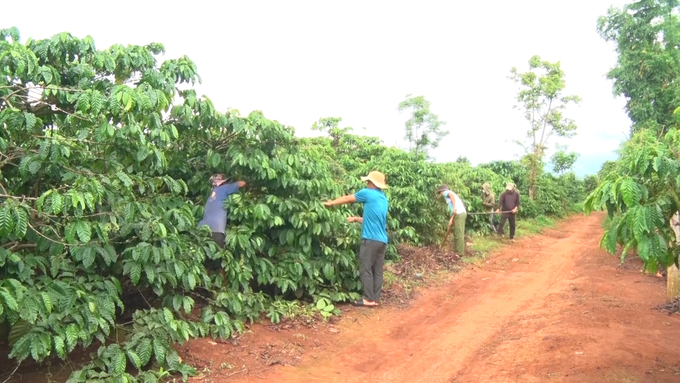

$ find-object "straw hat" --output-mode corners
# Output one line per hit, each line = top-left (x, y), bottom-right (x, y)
(361, 171), (388, 189)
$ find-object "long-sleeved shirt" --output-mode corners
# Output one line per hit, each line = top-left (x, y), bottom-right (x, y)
(498, 190), (520, 212)
(482, 191), (495, 210)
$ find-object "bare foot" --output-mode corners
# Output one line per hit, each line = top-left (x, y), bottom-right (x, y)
(363, 299), (378, 306)
(352, 298), (378, 307)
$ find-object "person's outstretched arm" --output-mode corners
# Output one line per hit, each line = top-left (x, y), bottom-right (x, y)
(323, 194), (357, 207)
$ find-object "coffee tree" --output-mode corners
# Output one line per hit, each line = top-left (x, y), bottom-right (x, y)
(585, 128), (679, 275)
(0, 26), (220, 382)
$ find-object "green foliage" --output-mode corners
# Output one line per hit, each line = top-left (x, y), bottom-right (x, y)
(397, 94), (449, 159)
(455, 156), (470, 164)
(584, 175), (599, 195)
(0, 27), (234, 381)
(598, 0), (680, 135)
(598, 160), (618, 180)
(0, 28), (585, 382)
(550, 146), (579, 174)
(590, 0), (680, 278)
(584, 129), (680, 271)
(509, 55), (581, 198)
(478, 160), (529, 192)
(303, 122), (585, 236)
(536, 173), (584, 217)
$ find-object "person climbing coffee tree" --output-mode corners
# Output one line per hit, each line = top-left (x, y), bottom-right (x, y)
(323, 171), (389, 308)
(198, 174), (246, 269)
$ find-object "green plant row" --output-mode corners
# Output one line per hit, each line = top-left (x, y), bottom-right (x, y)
(0, 27), (587, 382)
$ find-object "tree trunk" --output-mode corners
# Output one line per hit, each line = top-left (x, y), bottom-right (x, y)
(526, 148), (543, 200)
(669, 212), (680, 302)
(528, 166), (537, 200)
(668, 264), (680, 303)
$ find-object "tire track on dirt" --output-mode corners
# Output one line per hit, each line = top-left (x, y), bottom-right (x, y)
(236, 214), (596, 383)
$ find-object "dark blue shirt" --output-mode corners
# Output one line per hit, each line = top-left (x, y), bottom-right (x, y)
(354, 188), (388, 244)
(198, 182), (240, 234)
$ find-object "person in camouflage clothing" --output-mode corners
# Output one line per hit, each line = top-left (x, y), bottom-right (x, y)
(482, 182), (497, 233)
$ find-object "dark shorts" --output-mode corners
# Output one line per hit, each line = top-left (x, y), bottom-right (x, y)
(205, 232), (225, 270)
(211, 232), (225, 248)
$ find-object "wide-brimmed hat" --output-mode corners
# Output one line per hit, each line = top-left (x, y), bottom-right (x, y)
(361, 171), (388, 189)
(506, 182), (515, 191)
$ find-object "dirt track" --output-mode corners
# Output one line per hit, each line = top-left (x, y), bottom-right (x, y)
(184, 212), (680, 383)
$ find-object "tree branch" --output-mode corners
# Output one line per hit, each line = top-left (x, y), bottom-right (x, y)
(27, 221), (71, 247)
(0, 194), (37, 201)
(1, 361), (21, 383)
(1, 242), (37, 251)
(538, 97), (553, 151)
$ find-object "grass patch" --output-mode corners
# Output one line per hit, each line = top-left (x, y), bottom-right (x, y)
(383, 267), (399, 289)
(462, 235), (501, 265)
(517, 215), (556, 235)
(463, 215), (561, 266)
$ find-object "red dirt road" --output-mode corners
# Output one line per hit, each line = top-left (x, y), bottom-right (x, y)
(187, 212), (680, 383)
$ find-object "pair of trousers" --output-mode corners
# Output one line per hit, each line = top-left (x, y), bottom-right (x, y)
(205, 232), (225, 270)
(498, 213), (516, 239)
(489, 210), (497, 232)
(452, 213), (467, 255)
(359, 239), (387, 302)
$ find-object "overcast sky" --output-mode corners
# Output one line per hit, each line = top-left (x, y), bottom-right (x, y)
(1, 0), (633, 177)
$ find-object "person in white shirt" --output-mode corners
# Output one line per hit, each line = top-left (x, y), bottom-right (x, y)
(438, 184), (467, 256)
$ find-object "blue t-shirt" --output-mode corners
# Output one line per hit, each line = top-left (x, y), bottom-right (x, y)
(198, 182), (240, 234)
(354, 188), (388, 244)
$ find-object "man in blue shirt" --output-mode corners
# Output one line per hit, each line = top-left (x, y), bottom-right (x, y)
(323, 171), (388, 308)
(198, 173), (246, 255)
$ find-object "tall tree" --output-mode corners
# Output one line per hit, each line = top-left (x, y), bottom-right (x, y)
(310, 116), (350, 148)
(550, 145), (579, 174)
(455, 156), (470, 164)
(509, 55), (581, 199)
(597, 0), (680, 135)
(397, 94), (448, 158)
